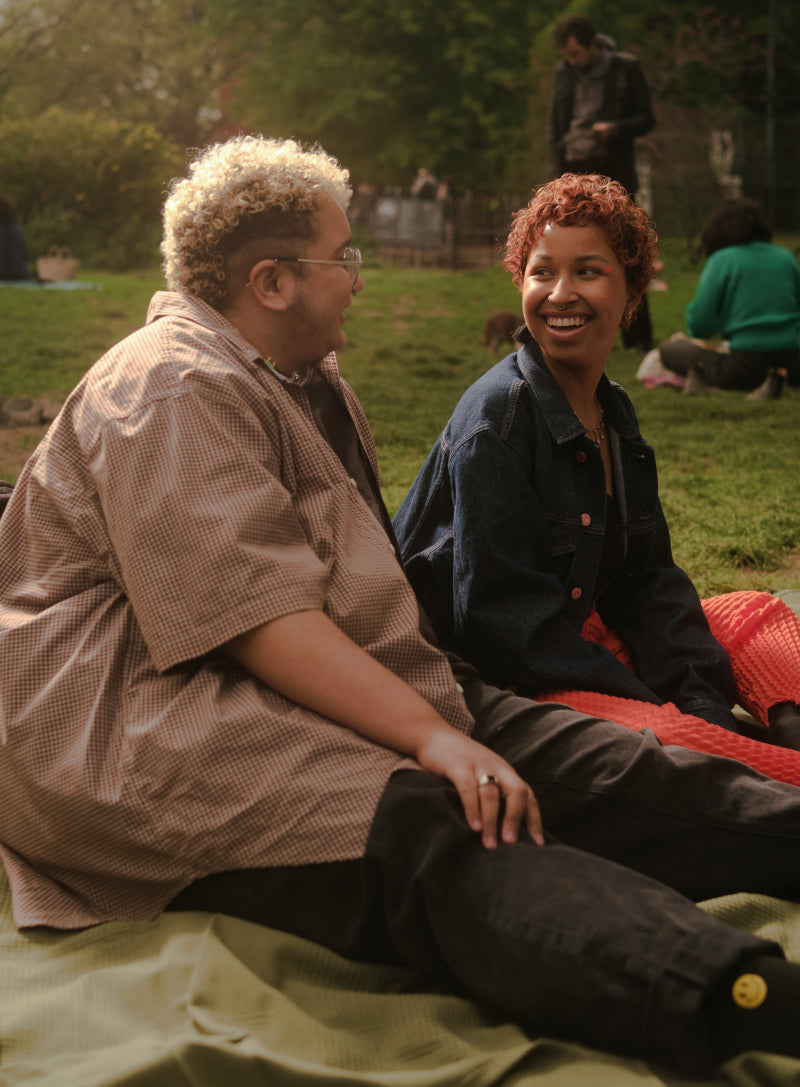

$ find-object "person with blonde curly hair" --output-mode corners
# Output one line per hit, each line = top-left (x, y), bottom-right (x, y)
(396, 172), (800, 766)
(161, 135), (352, 307)
(11, 145), (800, 1079)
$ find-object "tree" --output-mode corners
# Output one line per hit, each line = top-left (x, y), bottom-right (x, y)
(0, 108), (184, 267)
(0, 0), (234, 147)
(586, 0), (800, 116)
(208, 0), (558, 192)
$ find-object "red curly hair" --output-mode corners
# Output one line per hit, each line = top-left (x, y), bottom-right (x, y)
(503, 174), (658, 328)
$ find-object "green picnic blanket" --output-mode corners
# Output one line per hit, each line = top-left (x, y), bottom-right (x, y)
(3, 587), (800, 1084)
(2, 861), (800, 1086)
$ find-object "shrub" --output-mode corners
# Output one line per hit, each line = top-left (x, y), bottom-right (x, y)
(0, 108), (185, 270)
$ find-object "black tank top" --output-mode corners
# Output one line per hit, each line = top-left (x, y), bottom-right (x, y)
(595, 491), (625, 601)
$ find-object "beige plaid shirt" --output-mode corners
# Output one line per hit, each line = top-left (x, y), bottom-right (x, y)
(0, 292), (474, 929)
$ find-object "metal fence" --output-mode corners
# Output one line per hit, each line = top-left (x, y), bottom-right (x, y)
(351, 192), (523, 269)
(639, 108), (800, 239)
(351, 109), (800, 269)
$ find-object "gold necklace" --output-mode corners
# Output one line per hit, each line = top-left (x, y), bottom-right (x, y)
(578, 396), (606, 443)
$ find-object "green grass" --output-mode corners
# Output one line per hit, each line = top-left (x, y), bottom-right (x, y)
(1, 247), (799, 598)
(0, 273), (157, 400)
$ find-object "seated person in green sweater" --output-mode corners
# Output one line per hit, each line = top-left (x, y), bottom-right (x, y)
(658, 198), (800, 398)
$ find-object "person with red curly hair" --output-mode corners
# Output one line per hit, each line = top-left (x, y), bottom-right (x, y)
(395, 172), (800, 782)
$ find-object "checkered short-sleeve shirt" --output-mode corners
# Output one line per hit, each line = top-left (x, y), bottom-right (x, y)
(0, 292), (474, 929)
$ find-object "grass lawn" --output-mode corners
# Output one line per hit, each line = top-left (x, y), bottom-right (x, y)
(1, 239), (798, 598)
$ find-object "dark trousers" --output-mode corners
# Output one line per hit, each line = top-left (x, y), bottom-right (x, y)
(621, 293), (653, 352)
(660, 337), (800, 390)
(168, 680), (800, 1075)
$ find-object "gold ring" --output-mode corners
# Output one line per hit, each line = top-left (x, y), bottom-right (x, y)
(477, 774), (500, 788)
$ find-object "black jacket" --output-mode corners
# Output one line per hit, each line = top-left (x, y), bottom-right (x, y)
(549, 48), (655, 194)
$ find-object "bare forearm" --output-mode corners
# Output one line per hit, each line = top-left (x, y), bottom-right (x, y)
(222, 609), (543, 847)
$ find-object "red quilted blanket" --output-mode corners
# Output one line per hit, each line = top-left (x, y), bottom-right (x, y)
(538, 591), (800, 785)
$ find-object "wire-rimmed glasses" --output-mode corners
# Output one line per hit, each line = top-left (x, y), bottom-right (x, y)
(272, 247), (362, 285)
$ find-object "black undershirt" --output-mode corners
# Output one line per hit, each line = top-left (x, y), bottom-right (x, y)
(595, 491), (625, 602)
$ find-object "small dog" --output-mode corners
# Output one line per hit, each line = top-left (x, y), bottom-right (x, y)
(482, 309), (523, 354)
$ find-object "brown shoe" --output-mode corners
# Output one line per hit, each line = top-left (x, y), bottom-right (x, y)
(767, 702), (800, 749)
(683, 364), (710, 396)
(747, 368), (785, 400)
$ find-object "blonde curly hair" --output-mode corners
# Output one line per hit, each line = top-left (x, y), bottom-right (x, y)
(161, 135), (352, 307)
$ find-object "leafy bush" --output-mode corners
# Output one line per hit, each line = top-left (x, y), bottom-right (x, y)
(0, 109), (185, 271)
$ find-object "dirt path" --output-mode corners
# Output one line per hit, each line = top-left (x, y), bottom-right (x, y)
(0, 425), (50, 479)
(0, 396), (62, 480)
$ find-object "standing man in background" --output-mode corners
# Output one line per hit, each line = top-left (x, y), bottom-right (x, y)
(549, 13), (656, 353)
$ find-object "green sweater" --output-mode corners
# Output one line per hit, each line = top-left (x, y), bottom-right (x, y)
(686, 239), (800, 352)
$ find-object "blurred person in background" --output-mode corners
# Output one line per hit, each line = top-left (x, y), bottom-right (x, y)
(550, 13), (655, 354)
(658, 197), (800, 399)
(0, 193), (32, 281)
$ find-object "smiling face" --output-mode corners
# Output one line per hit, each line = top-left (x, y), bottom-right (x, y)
(521, 222), (632, 376)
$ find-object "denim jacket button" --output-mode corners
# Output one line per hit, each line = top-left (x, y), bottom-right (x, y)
(581, 512), (591, 526)
(571, 587), (583, 600)
(575, 451), (587, 464)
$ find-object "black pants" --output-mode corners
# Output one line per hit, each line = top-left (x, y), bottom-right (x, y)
(169, 680), (800, 1074)
(660, 337), (800, 390)
(621, 293), (653, 352)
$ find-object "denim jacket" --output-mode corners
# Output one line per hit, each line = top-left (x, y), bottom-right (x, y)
(394, 341), (737, 729)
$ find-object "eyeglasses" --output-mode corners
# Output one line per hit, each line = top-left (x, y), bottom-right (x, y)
(272, 247), (362, 285)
